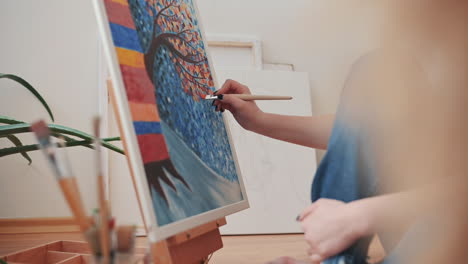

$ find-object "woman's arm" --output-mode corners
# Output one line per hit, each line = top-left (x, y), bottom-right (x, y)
(249, 113), (334, 150)
(214, 79), (335, 150)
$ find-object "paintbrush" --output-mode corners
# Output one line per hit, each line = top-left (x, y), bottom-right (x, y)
(94, 117), (111, 264)
(115, 225), (137, 264)
(203, 94), (293, 101)
(31, 121), (96, 251)
(31, 121), (91, 231)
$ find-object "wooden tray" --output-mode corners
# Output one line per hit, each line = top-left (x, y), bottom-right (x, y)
(0, 240), (145, 264)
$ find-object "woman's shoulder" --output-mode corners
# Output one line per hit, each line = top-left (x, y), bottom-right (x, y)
(351, 47), (422, 76)
(341, 47), (428, 107)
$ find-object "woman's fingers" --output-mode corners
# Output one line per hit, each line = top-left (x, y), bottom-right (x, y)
(309, 254), (323, 264)
(212, 79), (252, 113)
(217, 79), (251, 95)
(218, 94), (246, 112)
(298, 202), (320, 221)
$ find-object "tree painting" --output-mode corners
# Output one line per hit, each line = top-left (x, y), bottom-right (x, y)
(133, 0), (214, 100)
(104, 0), (243, 226)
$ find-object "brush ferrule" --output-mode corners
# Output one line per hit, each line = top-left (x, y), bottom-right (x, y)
(204, 95), (219, 100)
(54, 150), (74, 179)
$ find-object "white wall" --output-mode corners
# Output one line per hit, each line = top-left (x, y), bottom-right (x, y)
(198, 0), (384, 114)
(0, 0), (383, 218)
(197, 0), (385, 160)
(0, 0), (101, 217)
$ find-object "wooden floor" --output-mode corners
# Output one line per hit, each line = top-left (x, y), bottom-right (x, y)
(0, 233), (384, 263)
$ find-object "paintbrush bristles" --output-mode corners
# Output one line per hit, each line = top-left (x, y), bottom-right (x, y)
(31, 120), (52, 145)
(30, 120), (50, 136)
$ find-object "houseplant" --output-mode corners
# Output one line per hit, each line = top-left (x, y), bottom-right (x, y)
(0, 73), (124, 164)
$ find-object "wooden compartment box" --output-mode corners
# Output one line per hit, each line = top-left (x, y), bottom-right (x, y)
(0, 240), (145, 264)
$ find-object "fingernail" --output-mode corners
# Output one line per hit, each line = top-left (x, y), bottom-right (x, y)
(218, 94), (224, 100)
(214, 90), (219, 95)
(212, 100), (216, 106)
(310, 255), (321, 262)
(221, 108), (225, 113)
(296, 215), (301, 222)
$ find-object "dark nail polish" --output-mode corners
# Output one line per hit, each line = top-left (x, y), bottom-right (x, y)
(214, 90), (219, 95)
(218, 94), (224, 100)
(221, 108), (225, 113)
(211, 100), (216, 106)
(296, 215), (301, 222)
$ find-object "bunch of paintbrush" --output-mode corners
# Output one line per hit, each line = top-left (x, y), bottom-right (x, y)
(31, 121), (96, 251)
(94, 117), (112, 264)
(94, 118), (139, 263)
(32, 119), (138, 264)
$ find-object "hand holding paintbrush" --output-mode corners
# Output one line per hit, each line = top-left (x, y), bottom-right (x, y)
(203, 94), (292, 101)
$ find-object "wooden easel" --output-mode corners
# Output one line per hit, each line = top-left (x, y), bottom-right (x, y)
(151, 218), (226, 264)
(106, 80), (226, 263)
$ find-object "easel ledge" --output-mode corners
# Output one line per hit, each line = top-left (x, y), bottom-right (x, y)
(152, 218), (226, 264)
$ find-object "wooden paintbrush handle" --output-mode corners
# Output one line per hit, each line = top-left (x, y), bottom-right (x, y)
(98, 173), (111, 263)
(234, 94), (293, 101)
(59, 178), (91, 232)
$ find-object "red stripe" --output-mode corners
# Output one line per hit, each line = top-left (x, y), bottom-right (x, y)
(104, 0), (136, 29)
(120, 65), (156, 104)
(137, 134), (170, 163)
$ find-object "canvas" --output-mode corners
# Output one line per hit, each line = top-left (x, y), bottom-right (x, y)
(93, 0), (248, 241)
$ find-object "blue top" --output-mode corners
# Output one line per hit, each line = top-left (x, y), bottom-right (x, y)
(310, 56), (379, 263)
(311, 111), (377, 203)
(311, 60), (378, 203)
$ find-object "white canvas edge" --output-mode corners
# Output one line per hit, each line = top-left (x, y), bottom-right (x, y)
(96, 36), (111, 199)
(206, 33), (263, 71)
(92, 0), (249, 242)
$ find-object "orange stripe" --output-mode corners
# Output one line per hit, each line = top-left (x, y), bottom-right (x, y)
(129, 102), (160, 122)
(116, 47), (145, 68)
(110, 0), (128, 6)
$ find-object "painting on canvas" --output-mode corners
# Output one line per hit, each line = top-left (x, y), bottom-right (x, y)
(93, 0), (248, 240)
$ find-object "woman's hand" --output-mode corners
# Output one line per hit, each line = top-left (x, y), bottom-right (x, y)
(298, 199), (370, 263)
(213, 80), (335, 149)
(213, 79), (264, 131)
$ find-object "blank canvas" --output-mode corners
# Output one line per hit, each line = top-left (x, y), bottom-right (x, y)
(216, 70), (317, 234)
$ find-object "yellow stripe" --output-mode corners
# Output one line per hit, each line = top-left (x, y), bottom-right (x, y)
(129, 102), (160, 122)
(116, 47), (145, 68)
(111, 0), (128, 6)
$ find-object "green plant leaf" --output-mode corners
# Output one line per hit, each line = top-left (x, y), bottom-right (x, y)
(0, 73), (55, 121)
(47, 124), (124, 154)
(0, 115), (24, 125)
(103, 136), (120, 142)
(0, 139), (95, 158)
(3, 135), (32, 164)
(0, 123), (124, 154)
(0, 123), (29, 135)
(0, 259), (8, 264)
(0, 116), (93, 150)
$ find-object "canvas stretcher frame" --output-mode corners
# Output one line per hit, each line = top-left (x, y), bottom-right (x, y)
(92, 0), (249, 243)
